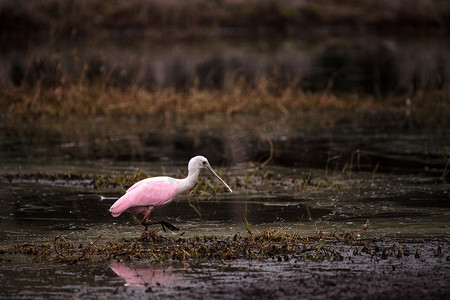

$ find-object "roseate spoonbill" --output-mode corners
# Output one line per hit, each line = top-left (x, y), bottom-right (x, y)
(109, 156), (232, 231)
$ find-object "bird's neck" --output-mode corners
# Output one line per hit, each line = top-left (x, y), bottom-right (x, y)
(176, 168), (200, 194)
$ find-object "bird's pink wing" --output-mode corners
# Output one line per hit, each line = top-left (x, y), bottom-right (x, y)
(109, 179), (178, 217)
(125, 177), (154, 194)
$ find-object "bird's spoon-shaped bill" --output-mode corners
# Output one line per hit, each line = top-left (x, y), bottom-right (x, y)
(205, 163), (233, 193)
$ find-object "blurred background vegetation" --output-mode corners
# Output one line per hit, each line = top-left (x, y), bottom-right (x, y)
(2, 0), (449, 40)
(0, 0), (449, 118)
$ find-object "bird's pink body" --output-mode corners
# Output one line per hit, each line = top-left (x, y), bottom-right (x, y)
(110, 177), (178, 217)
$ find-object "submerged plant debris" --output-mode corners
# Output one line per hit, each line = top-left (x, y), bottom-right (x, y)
(0, 170), (150, 189)
(0, 166), (348, 193)
(2, 224), (447, 266)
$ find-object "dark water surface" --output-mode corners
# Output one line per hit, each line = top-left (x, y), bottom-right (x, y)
(0, 111), (449, 298)
(1, 250), (448, 300)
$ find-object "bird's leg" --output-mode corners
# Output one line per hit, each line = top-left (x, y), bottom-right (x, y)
(162, 219), (180, 232)
(143, 219), (180, 232)
(140, 207), (179, 232)
(141, 207), (154, 231)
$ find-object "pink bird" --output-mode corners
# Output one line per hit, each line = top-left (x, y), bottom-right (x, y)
(109, 156), (233, 231)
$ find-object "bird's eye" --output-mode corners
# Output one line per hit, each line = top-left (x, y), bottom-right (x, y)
(202, 161), (207, 165)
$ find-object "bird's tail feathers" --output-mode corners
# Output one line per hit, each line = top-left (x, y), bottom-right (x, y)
(109, 194), (131, 217)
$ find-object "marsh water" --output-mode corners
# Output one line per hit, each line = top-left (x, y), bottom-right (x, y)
(1, 111), (449, 299)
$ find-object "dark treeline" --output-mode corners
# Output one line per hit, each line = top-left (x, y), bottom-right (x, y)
(3, 38), (448, 96)
(1, 0), (449, 41)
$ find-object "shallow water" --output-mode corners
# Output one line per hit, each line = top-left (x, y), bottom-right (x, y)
(1, 169), (448, 246)
(0, 113), (449, 299)
(1, 242), (448, 299)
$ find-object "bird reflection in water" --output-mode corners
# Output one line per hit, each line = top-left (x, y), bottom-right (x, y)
(110, 261), (177, 290)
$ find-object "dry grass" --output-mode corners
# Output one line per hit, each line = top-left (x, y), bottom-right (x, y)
(2, 80), (448, 121)
(0, 83), (389, 118)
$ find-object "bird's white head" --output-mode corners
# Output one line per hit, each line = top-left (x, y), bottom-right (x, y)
(188, 155), (233, 193)
(188, 155), (209, 171)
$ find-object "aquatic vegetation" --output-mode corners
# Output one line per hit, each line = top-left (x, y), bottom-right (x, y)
(3, 222), (445, 266)
(1, 170), (150, 190)
(243, 209), (252, 238)
(0, 224), (390, 264)
(0, 165), (352, 194)
(441, 157), (450, 184)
